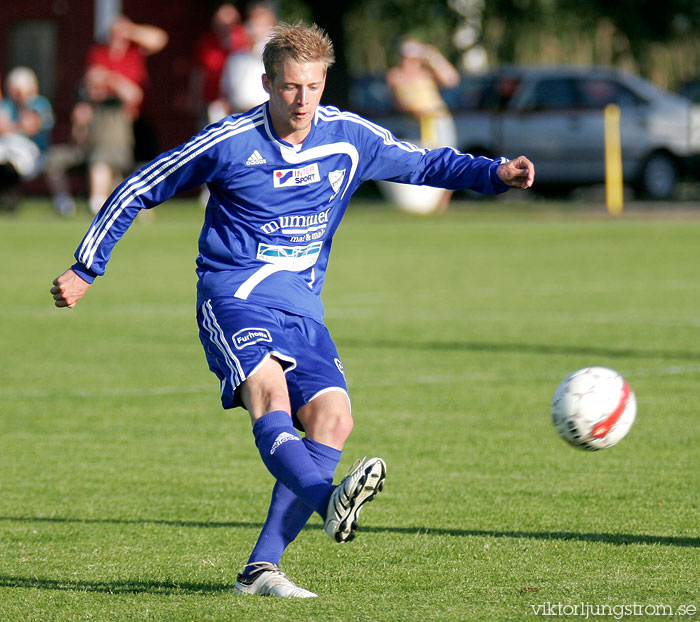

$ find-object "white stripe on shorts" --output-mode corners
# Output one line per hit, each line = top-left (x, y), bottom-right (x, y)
(200, 299), (246, 391)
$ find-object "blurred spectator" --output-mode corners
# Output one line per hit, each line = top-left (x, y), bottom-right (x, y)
(45, 67), (140, 216)
(45, 15), (168, 215)
(386, 38), (459, 149)
(0, 67), (54, 212)
(220, 2), (277, 114)
(86, 15), (168, 117)
(383, 39), (460, 213)
(191, 3), (249, 126)
(89, 15), (168, 165)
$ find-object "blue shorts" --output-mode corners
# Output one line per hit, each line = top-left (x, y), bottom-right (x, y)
(197, 297), (349, 421)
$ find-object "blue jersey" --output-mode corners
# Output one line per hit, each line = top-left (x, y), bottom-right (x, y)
(72, 103), (509, 322)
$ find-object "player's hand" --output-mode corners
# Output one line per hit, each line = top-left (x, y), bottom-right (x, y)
(497, 156), (535, 189)
(50, 269), (91, 308)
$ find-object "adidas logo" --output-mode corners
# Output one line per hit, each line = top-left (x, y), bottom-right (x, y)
(270, 432), (299, 455)
(245, 149), (267, 166)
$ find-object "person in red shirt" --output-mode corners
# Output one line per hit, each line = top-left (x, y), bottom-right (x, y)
(192, 3), (249, 126)
(46, 15), (168, 215)
(86, 15), (168, 117)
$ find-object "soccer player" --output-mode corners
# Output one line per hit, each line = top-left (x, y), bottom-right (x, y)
(51, 22), (535, 598)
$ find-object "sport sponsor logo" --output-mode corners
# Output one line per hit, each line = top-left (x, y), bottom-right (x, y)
(231, 327), (272, 349)
(328, 169), (346, 200)
(256, 241), (323, 271)
(273, 163), (321, 187)
(270, 432), (300, 455)
(245, 149), (267, 166)
(260, 207), (331, 235)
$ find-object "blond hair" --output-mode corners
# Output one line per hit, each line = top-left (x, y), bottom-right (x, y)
(262, 21), (335, 81)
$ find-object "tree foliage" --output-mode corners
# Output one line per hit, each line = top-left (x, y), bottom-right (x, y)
(343, 0), (460, 73)
(337, 0), (700, 86)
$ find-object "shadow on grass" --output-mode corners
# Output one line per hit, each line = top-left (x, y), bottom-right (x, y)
(1, 518), (696, 597)
(363, 525), (700, 548)
(0, 575), (233, 595)
(340, 338), (700, 362)
(0, 515), (260, 530)
(1, 515), (696, 549)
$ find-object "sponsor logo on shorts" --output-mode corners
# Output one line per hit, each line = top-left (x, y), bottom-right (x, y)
(270, 432), (300, 455)
(273, 163), (321, 188)
(334, 357), (345, 376)
(232, 327), (272, 349)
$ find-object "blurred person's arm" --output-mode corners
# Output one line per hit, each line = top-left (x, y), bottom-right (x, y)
(113, 16), (168, 55)
(0, 105), (14, 134)
(107, 71), (144, 114)
(420, 44), (459, 88)
(85, 66), (143, 116)
(70, 102), (93, 145)
(17, 108), (42, 137)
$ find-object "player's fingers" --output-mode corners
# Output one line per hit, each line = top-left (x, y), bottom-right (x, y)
(515, 156), (534, 188)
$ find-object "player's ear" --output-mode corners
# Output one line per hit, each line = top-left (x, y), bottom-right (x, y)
(262, 74), (271, 94)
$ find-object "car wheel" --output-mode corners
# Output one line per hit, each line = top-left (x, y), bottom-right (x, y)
(637, 152), (679, 200)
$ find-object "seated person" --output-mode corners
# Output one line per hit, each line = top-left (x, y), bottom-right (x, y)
(0, 66), (54, 211)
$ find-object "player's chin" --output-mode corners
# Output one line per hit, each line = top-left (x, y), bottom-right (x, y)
(291, 114), (311, 127)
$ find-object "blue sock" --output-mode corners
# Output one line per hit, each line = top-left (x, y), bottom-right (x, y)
(244, 438), (341, 573)
(252, 411), (334, 518)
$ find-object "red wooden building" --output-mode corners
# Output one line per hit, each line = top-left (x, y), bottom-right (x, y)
(0, 0), (221, 160)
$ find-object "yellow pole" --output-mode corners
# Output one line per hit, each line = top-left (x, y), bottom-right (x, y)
(420, 114), (438, 149)
(604, 104), (624, 215)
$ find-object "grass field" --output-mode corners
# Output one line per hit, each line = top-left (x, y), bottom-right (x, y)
(1, 199), (698, 621)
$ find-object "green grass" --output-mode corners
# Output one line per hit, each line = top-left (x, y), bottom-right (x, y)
(1, 199), (698, 621)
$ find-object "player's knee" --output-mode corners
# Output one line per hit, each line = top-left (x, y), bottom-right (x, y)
(308, 408), (354, 448)
(329, 409), (354, 443)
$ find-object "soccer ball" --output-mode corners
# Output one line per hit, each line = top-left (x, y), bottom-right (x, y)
(551, 367), (636, 450)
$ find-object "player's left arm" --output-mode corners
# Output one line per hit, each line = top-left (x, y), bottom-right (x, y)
(355, 120), (533, 195)
(497, 156), (535, 189)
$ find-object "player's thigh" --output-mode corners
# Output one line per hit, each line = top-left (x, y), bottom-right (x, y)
(238, 356), (291, 420)
(283, 315), (350, 418)
(197, 297), (297, 411)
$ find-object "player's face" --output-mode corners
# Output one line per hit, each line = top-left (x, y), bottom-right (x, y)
(264, 59), (326, 144)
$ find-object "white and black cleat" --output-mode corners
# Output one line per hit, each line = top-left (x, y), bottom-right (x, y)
(324, 457), (386, 543)
(233, 562), (317, 598)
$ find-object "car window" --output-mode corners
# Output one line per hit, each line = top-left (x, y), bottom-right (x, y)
(480, 76), (520, 111)
(442, 76), (495, 111)
(578, 79), (647, 108)
(348, 76), (394, 114)
(523, 78), (578, 111)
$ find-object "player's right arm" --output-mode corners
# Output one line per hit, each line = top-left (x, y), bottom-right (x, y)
(50, 268), (91, 308)
(48, 112), (246, 310)
(55, 114), (244, 302)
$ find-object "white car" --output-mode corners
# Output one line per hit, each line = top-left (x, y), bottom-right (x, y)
(355, 66), (700, 199)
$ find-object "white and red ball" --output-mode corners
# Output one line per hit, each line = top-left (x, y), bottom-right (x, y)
(551, 367), (636, 450)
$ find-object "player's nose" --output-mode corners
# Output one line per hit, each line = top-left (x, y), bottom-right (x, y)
(296, 87), (309, 105)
